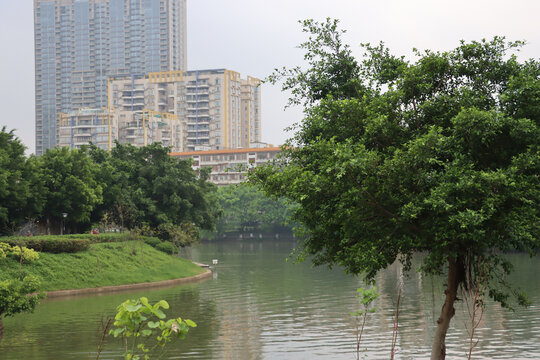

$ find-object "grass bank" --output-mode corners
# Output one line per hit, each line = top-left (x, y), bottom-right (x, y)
(0, 241), (205, 291)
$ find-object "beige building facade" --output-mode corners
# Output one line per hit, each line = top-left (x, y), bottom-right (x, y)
(170, 147), (281, 186)
(58, 69), (261, 152)
(58, 109), (116, 150)
(182, 69), (262, 151)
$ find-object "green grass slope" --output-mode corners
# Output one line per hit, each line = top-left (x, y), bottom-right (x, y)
(0, 241), (204, 291)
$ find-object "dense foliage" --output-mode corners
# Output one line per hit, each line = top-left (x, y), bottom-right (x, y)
(211, 184), (296, 235)
(0, 138), (218, 328)
(0, 128), (43, 234)
(0, 276), (43, 319)
(253, 19), (539, 359)
(88, 143), (220, 243)
(1, 236), (91, 253)
(37, 146), (103, 233)
(0, 138), (220, 241)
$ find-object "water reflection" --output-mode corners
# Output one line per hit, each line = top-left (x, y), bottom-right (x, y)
(1, 240), (539, 359)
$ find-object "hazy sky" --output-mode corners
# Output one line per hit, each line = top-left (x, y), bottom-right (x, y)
(1, 0), (539, 154)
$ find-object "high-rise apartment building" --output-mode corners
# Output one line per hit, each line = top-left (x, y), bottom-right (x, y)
(182, 69), (261, 151)
(57, 69), (262, 152)
(34, 0), (187, 155)
(108, 69), (261, 151)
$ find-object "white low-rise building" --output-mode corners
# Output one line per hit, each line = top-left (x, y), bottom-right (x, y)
(170, 147), (281, 186)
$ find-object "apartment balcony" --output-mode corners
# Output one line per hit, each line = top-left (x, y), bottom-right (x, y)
(186, 120), (210, 126)
(122, 92), (144, 99)
(186, 120), (211, 126)
(186, 137), (211, 143)
(123, 122), (143, 128)
(185, 90), (209, 95)
(187, 132), (210, 139)
(122, 98), (145, 105)
(188, 101), (209, 107)
(73, 130), (94, 136)
(187, 82), (209, 88)
(73, 138), (93, 145)
(187, 133), (210, 138)
(123, 104), (145, 111)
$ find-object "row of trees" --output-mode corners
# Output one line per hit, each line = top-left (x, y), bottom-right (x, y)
(251, 20), (539, 359)
(210, 184), (296, 235)
(0, 132), (219, 241)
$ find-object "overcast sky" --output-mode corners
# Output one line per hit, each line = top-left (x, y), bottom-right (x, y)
(1, 0), (539, 154)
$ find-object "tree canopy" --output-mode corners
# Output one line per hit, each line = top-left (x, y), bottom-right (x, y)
(0, 128), (43, 234)
(0, 134), (220, 240)
(251, 19), (539, 359)
(37, 146), (103, 233)
(89, 142), (220, 238)
(212, 184), (296, 235)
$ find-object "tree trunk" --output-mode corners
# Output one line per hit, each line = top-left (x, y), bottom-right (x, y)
(431, 257), (460, 360)
(46, 216), (50, 235)
(0, 318), (4, 341)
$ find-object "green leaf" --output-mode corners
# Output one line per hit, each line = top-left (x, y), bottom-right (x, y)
(147, 321), (160, 329)
(125, 304), (142, 312)
(157, 300), (169, 309)
(153, 309), (166, 319)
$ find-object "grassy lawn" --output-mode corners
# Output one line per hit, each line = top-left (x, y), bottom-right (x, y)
(0, 241), (205, 291)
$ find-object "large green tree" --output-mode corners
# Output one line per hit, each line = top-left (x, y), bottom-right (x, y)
(214, 184), (296, 234)
(89, 142), (220, 237)
(0, 128), (43, 235)
(87, 143), (136, 230)
(252, 19), (539, 359)
(37, 147), (103, 234)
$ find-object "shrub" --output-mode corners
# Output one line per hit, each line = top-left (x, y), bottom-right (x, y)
(85, 233), (131, 244)
(143, 237), (181, 255)
(0, 242), (40, 262)
(0, 233), (155, 254)
(0, 275), (44, 318)
(2, 237), (90, 253)
(8, 246), (40, 263)
(144, 237), (161, 248)
(155, 241), (178, 255)
(0, 242), (10, 259)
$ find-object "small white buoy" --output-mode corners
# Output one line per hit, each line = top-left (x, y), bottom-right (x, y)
(212, 259), (218, 265)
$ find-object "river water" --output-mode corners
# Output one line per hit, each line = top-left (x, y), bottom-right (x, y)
(1, 239), (539, 359)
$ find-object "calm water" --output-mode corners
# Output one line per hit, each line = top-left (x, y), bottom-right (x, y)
(1, 239), (540, 359)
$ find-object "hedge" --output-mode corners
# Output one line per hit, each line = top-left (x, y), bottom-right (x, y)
(0, 234), (178, 254)
(1, 237), (90, 253)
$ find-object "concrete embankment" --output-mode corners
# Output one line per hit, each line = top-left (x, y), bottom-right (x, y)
(45, 267), (212, 299)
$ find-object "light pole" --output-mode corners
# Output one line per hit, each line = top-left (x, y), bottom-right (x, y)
(61, 213), (68, 235)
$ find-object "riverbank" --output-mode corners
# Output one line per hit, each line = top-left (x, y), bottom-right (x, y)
(0, 241), (206, 292)
(45, 270), (212, 298)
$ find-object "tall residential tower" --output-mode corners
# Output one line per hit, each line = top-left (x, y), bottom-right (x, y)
(57, 69), (262, 153)
(34, 0), (187, 155)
